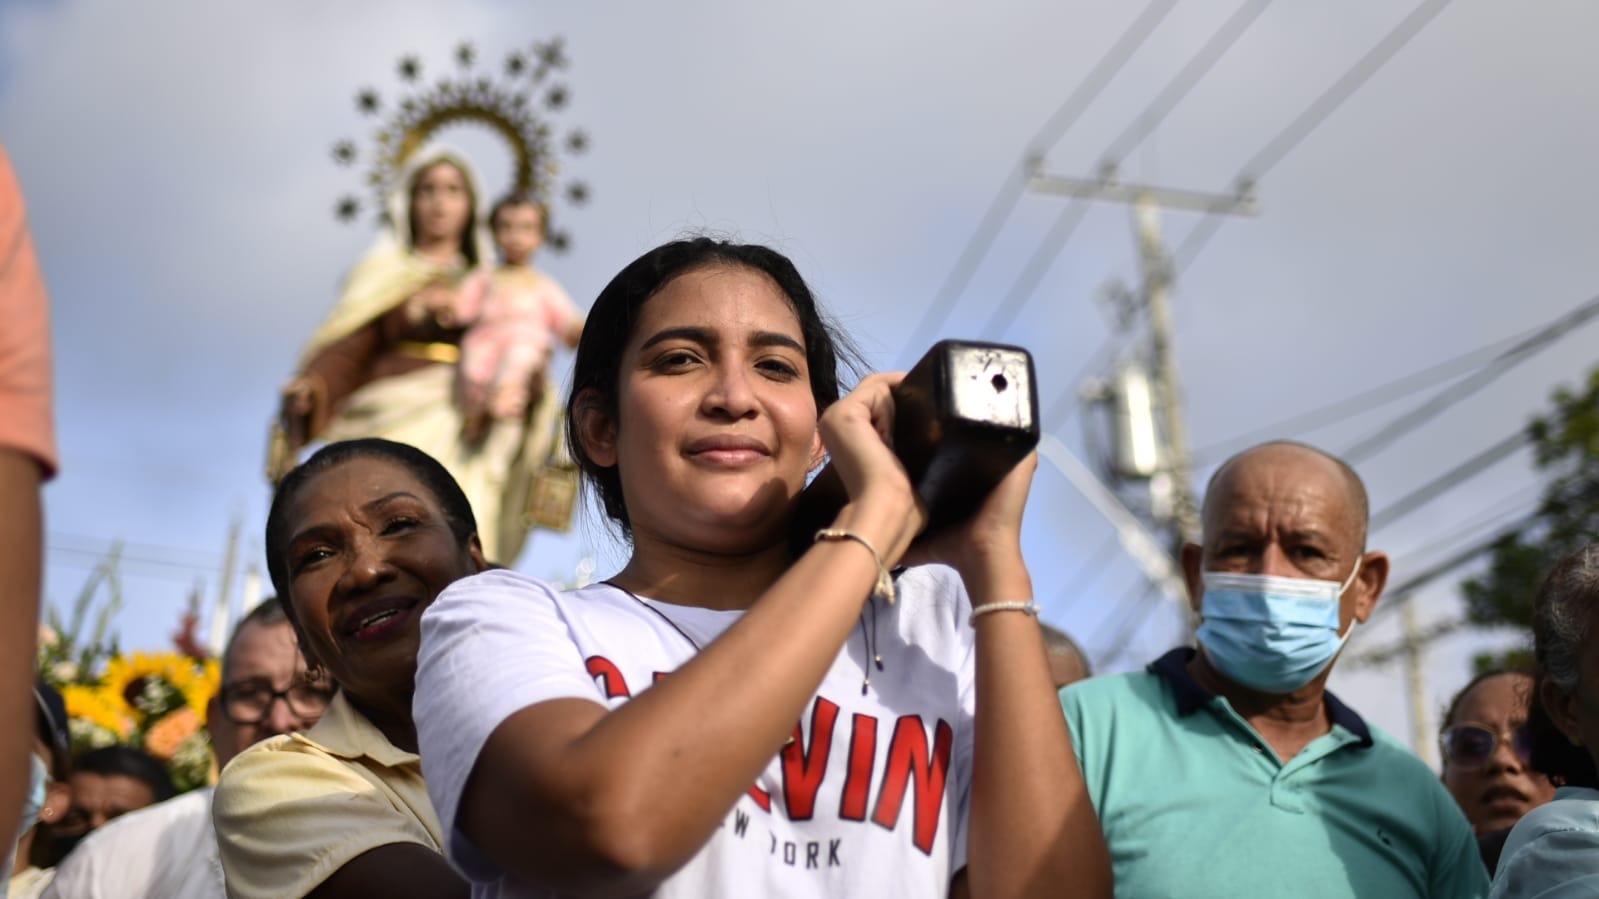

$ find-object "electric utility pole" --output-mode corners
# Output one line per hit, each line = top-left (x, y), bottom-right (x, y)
(1402, 603), (1434, 766)
(207, 515), (241, 658)
(1028, 162), (1256, 548)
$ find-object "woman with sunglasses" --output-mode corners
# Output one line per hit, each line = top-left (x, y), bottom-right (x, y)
(1490, 544), (1599, 897)
(1439, 670), (1554, 874)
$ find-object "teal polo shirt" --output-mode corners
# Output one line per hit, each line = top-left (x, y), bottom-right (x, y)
(1061, 648), (1487, 899)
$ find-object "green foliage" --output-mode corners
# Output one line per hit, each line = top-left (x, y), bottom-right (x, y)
(1472, 648), (1533, 676)
(38, 544), (124, 689)
(1462, 368), (1599, 668)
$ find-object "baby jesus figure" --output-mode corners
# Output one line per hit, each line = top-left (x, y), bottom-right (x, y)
(454, 192), (584, 442)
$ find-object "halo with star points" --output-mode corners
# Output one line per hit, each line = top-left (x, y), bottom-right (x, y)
(328, 40), (592, 252)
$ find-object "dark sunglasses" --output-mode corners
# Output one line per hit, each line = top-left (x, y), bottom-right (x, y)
(1439, 721), (1533, 770)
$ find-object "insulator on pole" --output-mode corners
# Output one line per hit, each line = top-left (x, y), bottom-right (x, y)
(1108, 361), (1164, 479)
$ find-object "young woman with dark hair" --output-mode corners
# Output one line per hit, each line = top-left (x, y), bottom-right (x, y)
(1439, 669), (1556, 875)
(414, 237), (1110, 898)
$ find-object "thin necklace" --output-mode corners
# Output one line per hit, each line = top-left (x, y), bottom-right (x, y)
(605, 580), (799, 746)
(603, 580), (882, 696)
(604, 580), (706, 651)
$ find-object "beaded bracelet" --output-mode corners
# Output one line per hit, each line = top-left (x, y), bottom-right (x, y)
(969, 600), (1040, 626)
(814, 528), (896, 606)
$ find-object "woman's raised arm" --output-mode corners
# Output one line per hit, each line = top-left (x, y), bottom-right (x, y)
(919, 454), (1113, 899)
(425, 374), (926, 897)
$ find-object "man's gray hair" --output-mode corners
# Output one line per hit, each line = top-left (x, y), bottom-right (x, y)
(221, 598), (290, 683)
(1534, 544), (1599, 695)
(1040, 623), (1092, 678)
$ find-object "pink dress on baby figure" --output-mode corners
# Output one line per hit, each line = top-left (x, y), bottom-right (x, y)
(454, 265), (582, 422)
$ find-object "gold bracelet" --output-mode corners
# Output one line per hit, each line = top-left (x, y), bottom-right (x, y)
(969, 600), (1039, 626)
(813, 528), (896, 606)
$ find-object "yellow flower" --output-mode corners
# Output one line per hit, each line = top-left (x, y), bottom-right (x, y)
(145, 707), (201, 761)
(62, 684), (133, 739)
(102, 652), (212, 721)
(189, 658), (221, 724)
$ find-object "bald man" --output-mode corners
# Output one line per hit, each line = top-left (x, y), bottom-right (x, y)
(1059, 441), (1486, 898)
(1039, 623), (1091, 689)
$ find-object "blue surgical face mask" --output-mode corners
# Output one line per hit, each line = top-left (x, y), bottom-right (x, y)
(1194, 560), (1362, 694)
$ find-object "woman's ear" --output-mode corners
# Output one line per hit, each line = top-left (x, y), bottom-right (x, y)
(286, 618), (323, 674)
(808, 431), (826, 474)
(40, 778), (69, 824)
(467, 535), (489, 572)
(573, 388), (618, 468)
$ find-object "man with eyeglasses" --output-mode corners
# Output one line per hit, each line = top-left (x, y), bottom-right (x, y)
(1059, 441), (1488, 897)
(44, 599), (330, 899)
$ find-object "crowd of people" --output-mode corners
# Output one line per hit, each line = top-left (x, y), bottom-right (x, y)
(5, 134), (1599, 898)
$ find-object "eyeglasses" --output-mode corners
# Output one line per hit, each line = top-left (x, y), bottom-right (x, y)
(1439, 721), (1533, 770)
(220, 679), (334, 724)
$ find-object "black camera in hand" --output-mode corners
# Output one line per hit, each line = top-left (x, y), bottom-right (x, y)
(791, 340), (1040, 553)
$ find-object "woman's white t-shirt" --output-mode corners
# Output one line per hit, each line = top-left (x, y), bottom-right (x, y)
(414, 566), (977, 899)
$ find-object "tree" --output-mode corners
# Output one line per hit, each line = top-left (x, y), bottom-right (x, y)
(1461, 367), (1599, 671)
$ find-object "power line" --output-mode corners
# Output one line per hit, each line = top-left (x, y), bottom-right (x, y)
(899, 0), (1179, 361)
(975, 200), (1093, 338)
(1086, 572), (1153, 648)
(1367, 511), (1538, 620)
(1100, 0), (1272, 165)
(979, 0), (1274, 340)
(1173, 214), (1227, 274)
(1044, 532), (1122, 621)
(46, 544), (216, 576)
(1092, 580), (1170, 671)
(1385, 488), (1540, 572)
(1174, 0), (1454, 273)
(47, 531), (224, 569)
(1191, 327), (1534, 465)
(1084, 438), (1531, 666)
(1088, 581), (1153, 668)
(1345, 617), (1469, 669)
(1348, 501), (1547, 664)
(1042, 336), (1122, 429)
(1367, 430), (1530, 532)
(1343, 290), (1599, 462)
(1243, 0), (1451, 178)
(47, 554), (208, 586)
(1027, 0), (1181, 152)
(1346, 500), (1542, 664)
(1070, 0), (1453, 664)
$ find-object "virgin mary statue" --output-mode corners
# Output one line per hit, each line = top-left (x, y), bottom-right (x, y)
(272, 146), (558, 564)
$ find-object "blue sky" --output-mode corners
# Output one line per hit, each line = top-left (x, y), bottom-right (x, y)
(4, 0), (1597, 756)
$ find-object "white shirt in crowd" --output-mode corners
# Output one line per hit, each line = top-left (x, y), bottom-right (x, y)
(416, 567), (978, 899)
(42, 786), (223, 899)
